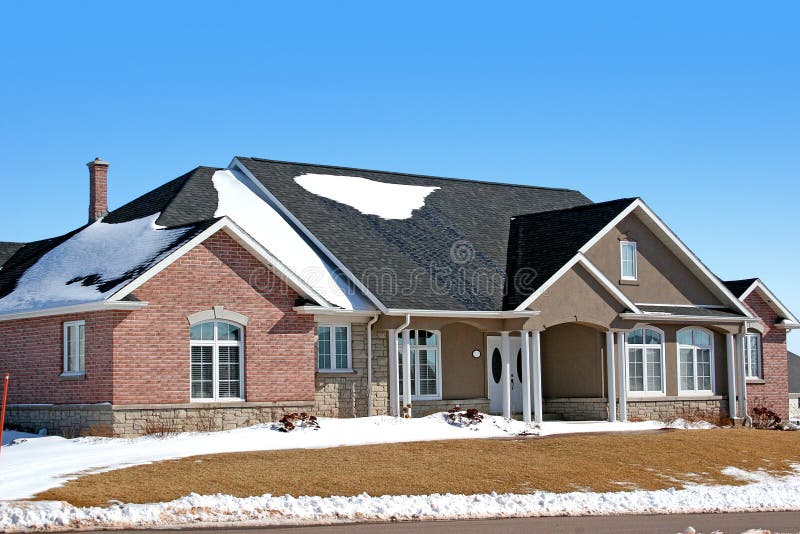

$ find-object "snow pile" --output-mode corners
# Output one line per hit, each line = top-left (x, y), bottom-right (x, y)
(666, 418), (717, 430)
(213, 170), (373, 310)
(294, 173), (439, 220)
(1, 430), (38, 446)
(2, 467), (800, 531)
(0, 414), (664, 501)
(0, 214), (194, 314)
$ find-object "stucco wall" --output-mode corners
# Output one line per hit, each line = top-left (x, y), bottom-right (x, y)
(440, 322), (486, 399)
(541, 323), (605, 398)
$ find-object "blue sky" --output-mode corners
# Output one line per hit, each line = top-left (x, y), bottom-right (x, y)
(1, 2), (798, 349)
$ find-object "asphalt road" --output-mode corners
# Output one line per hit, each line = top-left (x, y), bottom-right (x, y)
(105, 511), (800, 533)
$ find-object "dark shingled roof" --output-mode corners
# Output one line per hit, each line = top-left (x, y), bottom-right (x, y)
(236, 157), (594, 310)
(503, 198), (637, 310)
(789, 351), (800, 394)
(637, 304), (744, 318)
(0, 242), (27, 268)
(723, 278), (758, 299)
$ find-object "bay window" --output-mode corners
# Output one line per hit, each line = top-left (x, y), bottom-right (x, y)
(190, 320), (244, 401)
(677, 328), (714, 394)
(397, 329), (441, 399)
(626, 327), (664, 395)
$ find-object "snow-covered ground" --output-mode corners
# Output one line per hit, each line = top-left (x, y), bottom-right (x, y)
(2, 466), (799, 531)
(0, 414), (666, 501)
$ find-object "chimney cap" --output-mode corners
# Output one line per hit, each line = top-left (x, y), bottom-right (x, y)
(87, 157), (110, 167)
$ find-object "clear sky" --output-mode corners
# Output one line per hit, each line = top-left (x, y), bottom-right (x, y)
(1, 2), (797, 350)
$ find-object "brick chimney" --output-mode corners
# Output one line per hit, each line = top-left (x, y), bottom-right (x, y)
(87, 157), (109, 223)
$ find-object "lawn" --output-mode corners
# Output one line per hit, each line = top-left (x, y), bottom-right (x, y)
(36, 427), (799, 507)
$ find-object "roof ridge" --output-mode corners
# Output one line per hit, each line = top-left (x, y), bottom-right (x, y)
(511, 197), (638, 220)
(238, 156), (584, 194)
(723, 277), (758, 284)
(155, 165), (222, 225)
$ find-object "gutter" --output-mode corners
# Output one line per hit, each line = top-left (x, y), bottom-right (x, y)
(0, 300), (148, 322)
(385, 309), (540, 319)
(619, 313), (754, 324)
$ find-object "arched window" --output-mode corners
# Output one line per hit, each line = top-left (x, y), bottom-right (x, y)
(677, 328), (714, 394)
(626, 327), (665, 395)
(190, 320), (244, 401)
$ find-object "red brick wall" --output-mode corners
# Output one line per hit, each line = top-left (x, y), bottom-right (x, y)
(742, 290), (789, 420)
(111, 230), (316, 405)
(0, 311), (122, 404)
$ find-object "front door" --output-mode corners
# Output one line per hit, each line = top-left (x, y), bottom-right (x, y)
(487, 336), (523, 414)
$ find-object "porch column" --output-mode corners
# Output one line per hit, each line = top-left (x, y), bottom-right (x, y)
(726, 333), (737, 421)
(501, 331), (512, 419)
(402, 329), (412, 417)
(735, 332), (748, 419)
(520, 330), (532, 424)
(531, 330), (543, 424)
(616, 331), (628, 422)
(388, 329), (399, 417)
(606, 331), (617, 423)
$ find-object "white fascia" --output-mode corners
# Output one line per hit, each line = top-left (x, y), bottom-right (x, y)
(228, 158), (389, 313)
(739, 279), (800, 327)
(294, 305), (380, 321)
(619, 313), (750, 324)
(0, 300), (147, 322)
(108, 217), (332, 307)
(384, 309), (541, 319)
(515, 252), (642, 314)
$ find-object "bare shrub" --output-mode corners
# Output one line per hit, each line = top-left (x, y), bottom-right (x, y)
(749, 397), (782, 430)
(80, 424), (115, 438)
(274, 412), (319, 432)
(446, 405), (484, 427)
(675, 406), (731, 427)
(143, 417), (181, 438)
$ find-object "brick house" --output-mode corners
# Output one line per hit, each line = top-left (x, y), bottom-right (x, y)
(0, 157), (796, 436)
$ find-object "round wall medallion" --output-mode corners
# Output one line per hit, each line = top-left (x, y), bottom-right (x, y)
(472, 349), (481, 358)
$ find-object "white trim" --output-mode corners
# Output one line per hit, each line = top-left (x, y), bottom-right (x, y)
(634, 303), (728, 309)
(316, 323), (353, 372)
(606, 331), (617, 422)
(624, 326), (667, 397)
(616, 331), (628, 422)
(293, 306), (379, 321)
(229, 158), (388, 313)
(396, 328), (443, 401)
(676, 327), (716, 396)
(619, 313), (748, 324)
(620, 240), (638, 281)
(189, 319), (245, 402)
(0, 300), (147, 322)
(743, 332), (762, 380)
(108, 217), (331, 308)
(63, 320), (85, 374)
(385, 308), (540, 318)
(739, 279), (800, 326)
(187, 307), (250, 327)
(515, 253), (642, 313)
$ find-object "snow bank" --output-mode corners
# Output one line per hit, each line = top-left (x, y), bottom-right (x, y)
(1, 430), (38, 446)
(294, 173), (439, 220)
(0, 214), (193, 314)
(0, 414), (663, 501)
(3, 468), (800, 531)
(665, 418), (717, 430)
(213, 170), (373, 310)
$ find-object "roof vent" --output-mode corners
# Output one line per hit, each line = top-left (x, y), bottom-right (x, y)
(87, 157), (109, 223)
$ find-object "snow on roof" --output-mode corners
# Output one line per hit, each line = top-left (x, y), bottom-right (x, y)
(0, 215), (195, 315)
(213, 170), (373, 310)
(294, 173), (439, 220)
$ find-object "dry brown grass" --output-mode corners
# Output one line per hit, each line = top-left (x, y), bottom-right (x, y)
(36, 427), (800, 507)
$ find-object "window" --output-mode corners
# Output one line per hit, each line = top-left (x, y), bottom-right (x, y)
(744, 333), (762, 379)
(190, 321), (244, 401)
(63, 320), (85, 374)
(620, 241), (638, 280)
(317, 325), (351, 371)
(397, 330), (441, 399)
(626, 327), (665, 395)
(677, 328), (714, 394)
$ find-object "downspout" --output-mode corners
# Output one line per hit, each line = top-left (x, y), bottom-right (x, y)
(396, 314), (412, 417)
(741, 321), (753, 427)
(366, 314), (379, 417)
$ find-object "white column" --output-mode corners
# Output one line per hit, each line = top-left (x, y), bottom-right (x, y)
(726, 333), (737, 421)
(501, 331), (512, 419)
(402, 329), (412, 417)
(616, 331), (628, 422)
(520, 330), (532, 424)
(531, 330), (543, 424)
(735, 332), (748, 419)
(388, 329), (399, 417)
(606, 331), (617, 423)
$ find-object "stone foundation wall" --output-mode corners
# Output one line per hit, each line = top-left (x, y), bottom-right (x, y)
(625, 396), (728, 422)
(544, 397), (608, 420)
(412, 398), (490, 417)
(6, 404), (114, 438)
(790, 394), (799, 422)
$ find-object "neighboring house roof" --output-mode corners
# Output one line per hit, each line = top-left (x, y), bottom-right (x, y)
(789, 351), (800, 394)
(503, 198), (637, 310)
(233, 157), (593, 311)
(723, 278), (800, 328)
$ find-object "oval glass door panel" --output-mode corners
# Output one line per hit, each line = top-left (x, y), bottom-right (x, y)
(491, 348), (502, 384)
(516, 349), (523, 381)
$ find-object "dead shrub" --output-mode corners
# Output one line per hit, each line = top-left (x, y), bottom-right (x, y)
(80, 424), (115, 438)
(143, 418), (181, 438)
(446, 405), (484, 427)
(274, 412), (319, 432)
(675, 406), (731, 427)
(749, 397), (782, 430)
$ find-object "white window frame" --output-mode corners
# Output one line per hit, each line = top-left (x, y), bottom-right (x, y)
(620, 241), (638, 281)
(62, 320), (86, 376)
(744, 333), (762, 380)
(316, 324), (352, 372)
(189, 320), (245, 402)
(625, 326), (666, 396)
(677, 327), (715, 395)
(398, 329), (443, 401)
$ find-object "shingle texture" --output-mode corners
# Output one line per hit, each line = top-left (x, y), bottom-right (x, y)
(0, 242), (27, 268)
(237, 157), (594, 310)
(636, 304), (743, 318)
(503, 198), (636, 310)
(723, 278), (758, 299)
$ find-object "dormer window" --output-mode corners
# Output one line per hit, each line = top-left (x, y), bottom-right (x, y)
(620, 241), (638, 280)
